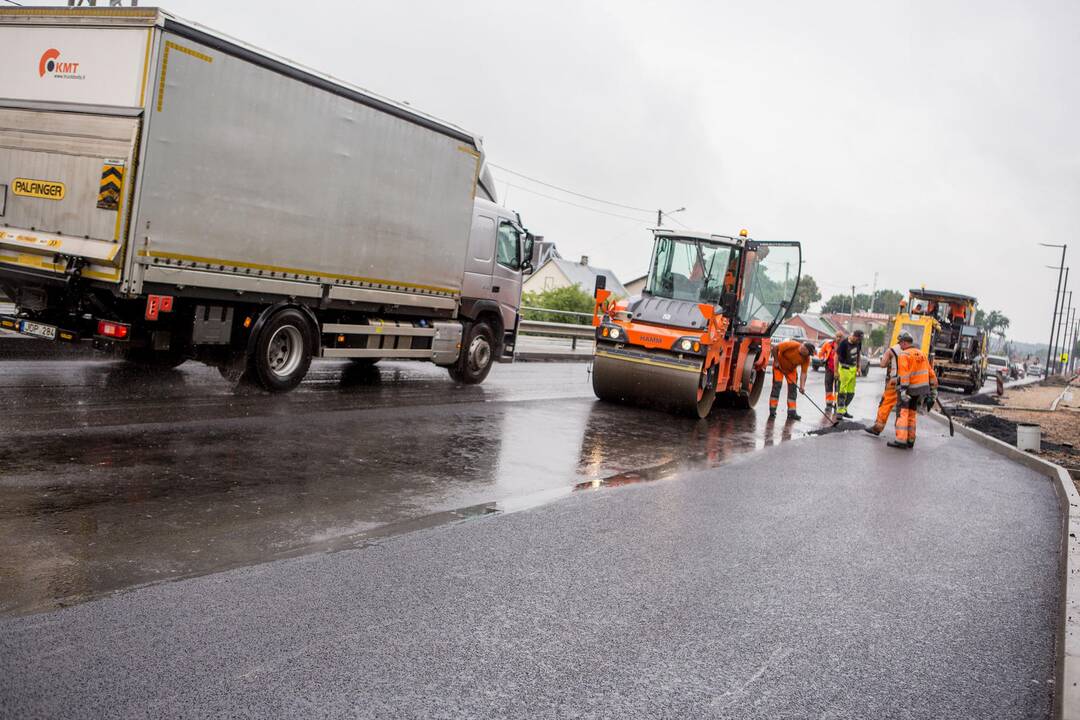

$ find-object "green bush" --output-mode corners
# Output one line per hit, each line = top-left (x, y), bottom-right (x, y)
(521, 284), (596, 325)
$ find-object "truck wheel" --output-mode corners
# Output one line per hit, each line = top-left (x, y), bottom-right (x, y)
(449, 321), (495, 385)
(249, 308), (313, 391)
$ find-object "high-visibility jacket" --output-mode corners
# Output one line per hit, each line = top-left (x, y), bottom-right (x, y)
(897, 347), (936, 396)
(775, 339), (809, 375)
(884, 343), (902, 379)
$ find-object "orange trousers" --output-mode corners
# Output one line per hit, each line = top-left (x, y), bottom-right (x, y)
(769, 366), (798, 412)
(871, 379), (898, 433)
(895, 398), (918, 446)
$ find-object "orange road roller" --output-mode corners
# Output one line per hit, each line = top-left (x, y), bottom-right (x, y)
(591, 229), (802, 418)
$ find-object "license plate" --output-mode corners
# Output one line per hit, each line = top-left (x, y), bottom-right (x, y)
(19, 320), (57, 340)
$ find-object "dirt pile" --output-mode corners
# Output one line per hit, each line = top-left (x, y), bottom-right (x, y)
(966, 414), (1017, 444)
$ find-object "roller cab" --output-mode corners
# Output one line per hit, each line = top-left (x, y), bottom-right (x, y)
(591, 229), (801, 417)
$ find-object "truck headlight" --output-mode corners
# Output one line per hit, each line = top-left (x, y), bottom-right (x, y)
(609, 327), (621, 340)
(679, 339), (692, 351)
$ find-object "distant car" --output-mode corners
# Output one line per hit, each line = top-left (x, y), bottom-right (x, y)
(812, 350), (871, 376)
(987, 355), (1009, 379)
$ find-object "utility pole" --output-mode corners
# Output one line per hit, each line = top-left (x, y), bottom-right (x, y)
(870, 271), (878, 313)
(847, 284), (867, 332)
(656, 207), (685, 228)
(1055, 287), (1071, 373)
(1042, 243), (1067, 374)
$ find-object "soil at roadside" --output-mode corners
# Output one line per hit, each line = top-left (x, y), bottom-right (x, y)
(952, 377), (1080, 483)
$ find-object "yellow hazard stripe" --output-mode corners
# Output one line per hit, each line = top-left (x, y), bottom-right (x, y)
(0, 253), (121, 282)
(595, 349), (701, 374)
(0, 7), (157, 17)
(157, 41), (213, 113)
(138, 27), (153, 107)
(137, 250), (459, 296)
(457, 145), (481, 199)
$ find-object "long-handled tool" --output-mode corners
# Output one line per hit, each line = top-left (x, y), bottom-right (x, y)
(935, 396), (955, 436)
(798, 387), (839, 426)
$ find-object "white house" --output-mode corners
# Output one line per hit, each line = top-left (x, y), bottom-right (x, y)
(623, 274), (648, 297)
(523, 255), (628, 298)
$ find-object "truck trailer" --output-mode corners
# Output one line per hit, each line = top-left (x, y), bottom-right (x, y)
(0, 7), (533, 390)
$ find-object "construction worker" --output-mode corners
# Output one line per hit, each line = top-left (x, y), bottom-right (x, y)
(819, 330), (844, 413)
(865, 335), (904, 436)
(888, 333), (938, 449)
(834, 329), (863, 419)
(769, 339), (814, 421)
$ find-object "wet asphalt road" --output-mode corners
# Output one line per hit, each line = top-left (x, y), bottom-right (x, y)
(0, 358), (891, 615)
(0, 418), (1059, 719)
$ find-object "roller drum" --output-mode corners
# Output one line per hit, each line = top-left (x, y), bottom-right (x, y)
(592, 345), (715, 418)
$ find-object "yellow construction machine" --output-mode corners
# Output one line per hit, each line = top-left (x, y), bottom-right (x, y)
(889, 288), (987, 394)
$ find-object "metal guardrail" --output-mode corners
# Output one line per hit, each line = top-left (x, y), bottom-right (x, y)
(518, 319), (594, 351)
(520, 306), (593, 320)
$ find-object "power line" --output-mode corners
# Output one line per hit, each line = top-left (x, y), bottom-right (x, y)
(503, 182), (651, 223)
(1, 0), (23, 6)
(489, 163), (653, 214)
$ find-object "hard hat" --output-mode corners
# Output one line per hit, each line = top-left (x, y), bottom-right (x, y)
(898, 331), (914, 343)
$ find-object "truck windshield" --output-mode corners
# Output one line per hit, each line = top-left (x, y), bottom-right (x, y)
(646, 237), (735, 305)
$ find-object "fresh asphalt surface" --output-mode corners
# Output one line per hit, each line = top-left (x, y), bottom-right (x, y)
(0, 357), (1059, 718)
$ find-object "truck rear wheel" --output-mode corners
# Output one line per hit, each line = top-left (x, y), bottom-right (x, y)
(249, 308), (313, 391)
(448, 320), (495, 385)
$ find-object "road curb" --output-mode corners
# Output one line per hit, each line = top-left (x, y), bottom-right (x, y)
(929, 411), (1079, 719)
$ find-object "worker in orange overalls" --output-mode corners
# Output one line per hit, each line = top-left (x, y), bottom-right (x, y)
(818, 330), (844, 413)
(865, 335), (904, 436)
(769, 339), (814, 421)
(888, 333), (938, 449)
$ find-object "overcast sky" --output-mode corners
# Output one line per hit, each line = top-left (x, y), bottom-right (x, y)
(65, 1), (1080, 342)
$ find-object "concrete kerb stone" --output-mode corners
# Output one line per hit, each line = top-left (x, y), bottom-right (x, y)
(928, 410), (1080, 719)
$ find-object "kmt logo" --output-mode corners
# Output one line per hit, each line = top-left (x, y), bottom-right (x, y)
(38, 48), (83, 79)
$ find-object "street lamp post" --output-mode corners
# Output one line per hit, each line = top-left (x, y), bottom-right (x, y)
(656, 207), (685, 227)
(1071, 317), (1079, 374)
(1054, 287), (1071, 373)
(1041, 243), (1067, 374)
(1065, 306), (1076, 373)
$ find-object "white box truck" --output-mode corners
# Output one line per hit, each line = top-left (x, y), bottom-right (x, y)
(0, 6), (534, 390)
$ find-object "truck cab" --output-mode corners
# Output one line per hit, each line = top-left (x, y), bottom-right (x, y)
(461, 197), (533, 362)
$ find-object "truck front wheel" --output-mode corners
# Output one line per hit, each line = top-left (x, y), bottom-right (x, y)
(448, 320), (495, 385)
(249, 308), (313, 391)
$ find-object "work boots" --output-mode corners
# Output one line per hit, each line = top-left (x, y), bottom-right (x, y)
(887, 441), (913, 449)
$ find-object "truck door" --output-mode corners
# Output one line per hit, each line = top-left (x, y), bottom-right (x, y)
(0, 108), (139, 285)
(735, 240), (802, 336)
(462, 210), (497, 301)
(493, 218), (524, 329)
